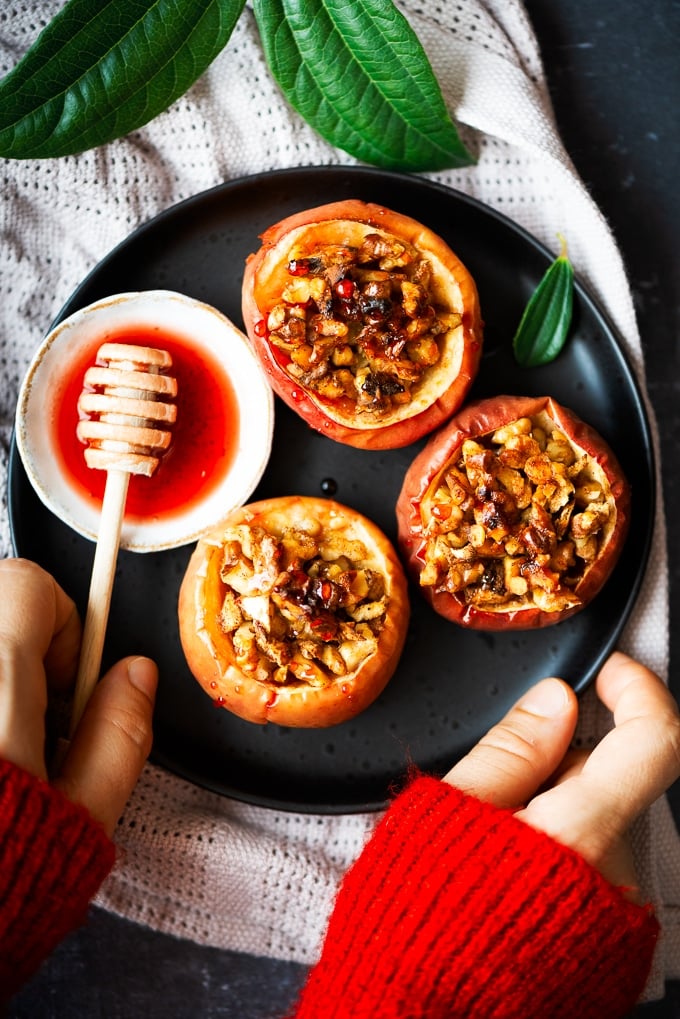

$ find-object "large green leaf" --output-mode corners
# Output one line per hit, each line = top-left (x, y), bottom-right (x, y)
(0, 0), (246, 158)
(252, 0), (474, 171)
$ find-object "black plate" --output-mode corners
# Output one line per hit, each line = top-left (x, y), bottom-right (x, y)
(8, 166), (654, 813)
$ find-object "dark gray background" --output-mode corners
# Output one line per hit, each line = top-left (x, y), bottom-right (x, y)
(9, 1), (680, 1015)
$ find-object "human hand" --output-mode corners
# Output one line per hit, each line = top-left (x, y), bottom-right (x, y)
(0, 557), (157, 836)
(444, 651), (680, 895)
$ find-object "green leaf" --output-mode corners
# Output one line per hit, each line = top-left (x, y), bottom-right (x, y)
(512, 238), (575, 367)
(252, 0), (474, 171)
(0, 0), (246, 159)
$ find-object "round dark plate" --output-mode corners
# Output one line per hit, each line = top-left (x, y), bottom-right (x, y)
(8, 166), (654, 813)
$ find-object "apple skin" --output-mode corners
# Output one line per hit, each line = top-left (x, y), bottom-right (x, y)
(396, 394), (631, 630)
(241, 199), (483, 450)
(178, 495), (410, 727)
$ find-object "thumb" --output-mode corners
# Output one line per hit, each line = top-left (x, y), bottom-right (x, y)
(443, 677), (578, 809)
(54, 656), (157, 836)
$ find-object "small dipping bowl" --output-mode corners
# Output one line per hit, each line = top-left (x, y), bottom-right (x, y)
(15, 290), (275, 552)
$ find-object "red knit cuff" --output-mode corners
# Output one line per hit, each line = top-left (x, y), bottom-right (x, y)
(293, 775), (659, 1019)
(0, 758), (116, 999)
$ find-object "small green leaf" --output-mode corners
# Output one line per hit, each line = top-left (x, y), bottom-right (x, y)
(252, 0), (475, 171)
(0, 0), (246, 159)
(512, 238), (574, 367)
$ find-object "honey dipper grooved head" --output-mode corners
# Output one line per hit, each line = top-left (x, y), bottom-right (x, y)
(77, 343), (177, 477)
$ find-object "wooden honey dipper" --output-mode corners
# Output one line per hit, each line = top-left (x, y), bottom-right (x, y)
(68, 342), (177, 735)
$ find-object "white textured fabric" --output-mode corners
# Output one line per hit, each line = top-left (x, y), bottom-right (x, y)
(1, 0), (678, 1000)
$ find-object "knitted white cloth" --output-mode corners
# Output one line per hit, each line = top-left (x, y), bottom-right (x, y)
(1, 0), (678, 1001)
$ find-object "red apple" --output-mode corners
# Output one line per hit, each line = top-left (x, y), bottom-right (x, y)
(396, 395), (631, 629)
(241, 200), (483, 449)
(179, 495), (410, 726)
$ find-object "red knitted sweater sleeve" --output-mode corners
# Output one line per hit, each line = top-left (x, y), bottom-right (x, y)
(0, 758), (116, 999)
(292, 775), (659, 1019)
(0, 763), (659, 1014)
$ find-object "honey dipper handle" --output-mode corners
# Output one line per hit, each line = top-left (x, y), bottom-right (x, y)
(69, 469), (131, 737)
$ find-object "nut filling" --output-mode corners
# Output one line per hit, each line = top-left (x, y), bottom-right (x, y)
(217, 522), (389, 687)
(257, 231), (461, 418)
(419, 415), (616, 614)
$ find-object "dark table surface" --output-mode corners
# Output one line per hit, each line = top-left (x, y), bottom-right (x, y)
(8, 1), (680, 1016)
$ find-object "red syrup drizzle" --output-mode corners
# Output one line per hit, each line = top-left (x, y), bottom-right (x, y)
(53, 324), (240, 524)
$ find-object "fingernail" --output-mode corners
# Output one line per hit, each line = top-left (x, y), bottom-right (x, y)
(518, 677), (569, 718)
(127, 657), (158, 700)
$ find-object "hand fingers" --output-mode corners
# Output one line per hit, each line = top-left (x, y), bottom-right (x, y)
(0, 558), (80, 680)
(0, 558), (81, 776)
(443, 677), (579, 808)
(519, 653), (680, 867)
(54, 656), (157, 836)
(515, 746), (642, 892)
(581, 652), (680, 823)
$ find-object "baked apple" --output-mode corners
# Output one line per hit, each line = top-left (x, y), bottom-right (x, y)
(396, 395), (630, 630)
(241, 200), (483, 449)
(178, 495), (410, 726)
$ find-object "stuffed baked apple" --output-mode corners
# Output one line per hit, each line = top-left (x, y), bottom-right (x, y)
(241, 200), (483, 449)
(178, 495), (410, 726)
(396, 395), (630, 630)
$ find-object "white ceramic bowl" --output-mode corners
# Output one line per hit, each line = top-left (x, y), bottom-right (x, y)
(15, 290), (275, 552)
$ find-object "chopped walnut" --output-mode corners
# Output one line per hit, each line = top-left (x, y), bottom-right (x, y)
(421, 415), (615, 614)
(261, 229), (461, 418)
(217, 522), (387, 687)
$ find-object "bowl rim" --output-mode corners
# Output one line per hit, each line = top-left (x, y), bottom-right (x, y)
(15, 289), (275, 552)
